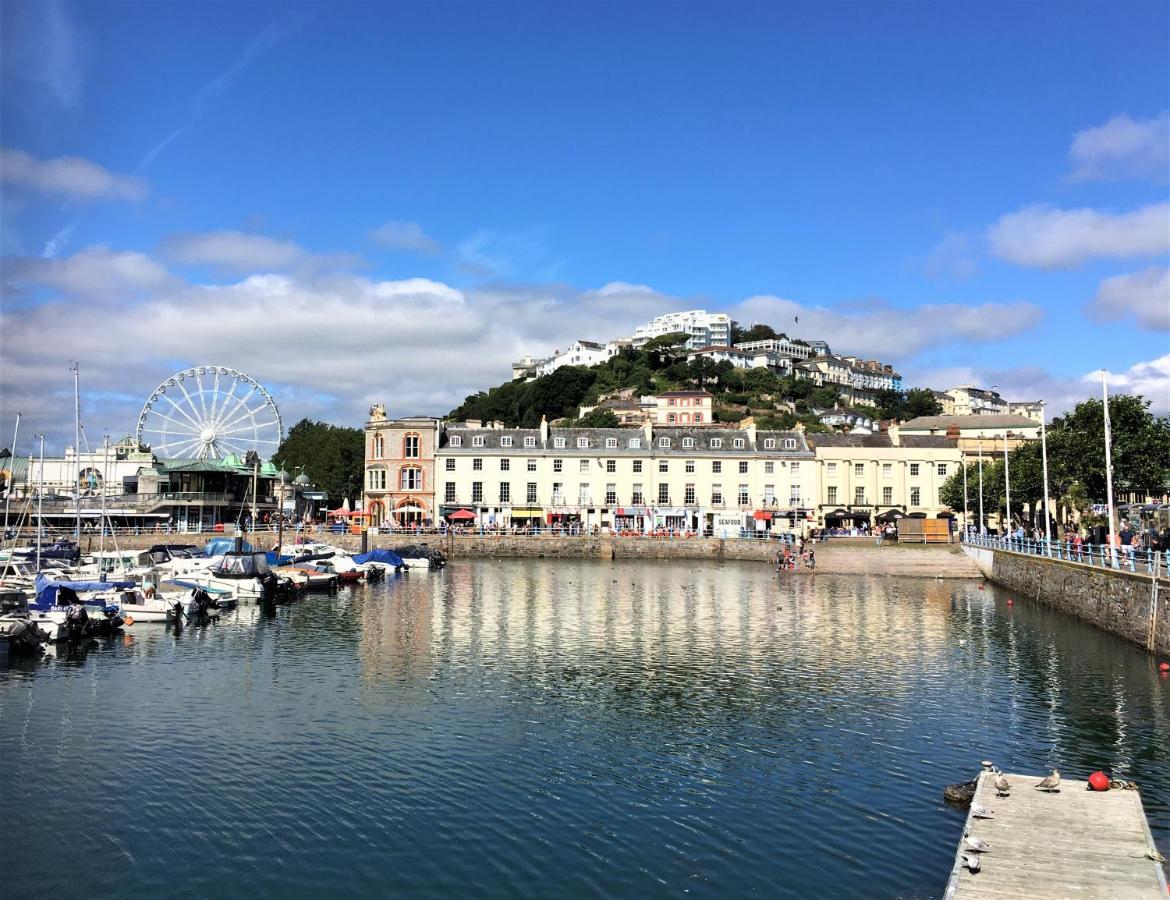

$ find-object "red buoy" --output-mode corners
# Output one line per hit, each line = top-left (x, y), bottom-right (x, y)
(1088, 771), (1110, 792)
(1160, 662), (1169, 673)
(1006, 598), (1014, 606)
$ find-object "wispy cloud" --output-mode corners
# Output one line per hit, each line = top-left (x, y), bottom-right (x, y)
(159, 229), (360, 276)
(1, 147), (147, 202)
(138, 13), (309, 169)
(456, 227), (555, 278)
(1068, 112), (1170, 183)
(988, 202), (1170, 268)
(369, 220), (441, 255)
(4, 0), (84, 109)
(918, 232), (978, 281)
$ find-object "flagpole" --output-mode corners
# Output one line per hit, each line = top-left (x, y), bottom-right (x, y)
(1040, 400), (1052, 552)
(962, 454), (968, 537)
(73, 362), (82, 541)
(36, 434), (45, 571)
(1003, 430), (1011, 535)
(1102, 370), (1117, 568)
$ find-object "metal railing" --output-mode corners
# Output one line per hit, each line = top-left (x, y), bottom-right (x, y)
(963, 533), (1168, 580)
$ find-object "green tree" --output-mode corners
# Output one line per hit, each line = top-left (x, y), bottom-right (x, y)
(274, 419), (365, 505)
(1048, 395), (1170, 501)
(641, 331), (691, 352)
(570, 408), (620, 428)
(905, 388), (944, 418)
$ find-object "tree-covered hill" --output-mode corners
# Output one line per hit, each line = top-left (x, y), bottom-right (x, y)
(447, 337), (940, 430)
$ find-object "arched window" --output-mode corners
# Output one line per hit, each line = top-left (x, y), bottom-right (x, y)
(373, 434), (384, 459)
(404, 433), (420, 459)
(400, 466), (423, 491)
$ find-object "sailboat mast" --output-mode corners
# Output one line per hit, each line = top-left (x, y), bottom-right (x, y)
(73, 363), (82, 541)
(99, 435), (109, 571)
(3, 413), (19, 544)
(36, 434), (45, 571)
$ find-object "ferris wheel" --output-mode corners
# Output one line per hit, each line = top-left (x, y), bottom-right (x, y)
(136, 366), (283, 460)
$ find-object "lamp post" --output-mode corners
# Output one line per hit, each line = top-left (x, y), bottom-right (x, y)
(1102, 370), (1117, 568)
(1040, 400), (1052, 551)
(977, 435), (985, 536)
(277, 468), (286, 557)
(1002, 430), (1012, 535)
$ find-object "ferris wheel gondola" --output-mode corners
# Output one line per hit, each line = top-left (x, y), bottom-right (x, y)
(135, 366), (283, 460)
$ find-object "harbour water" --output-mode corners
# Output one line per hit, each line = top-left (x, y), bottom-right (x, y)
(2, 560), (1167, 899)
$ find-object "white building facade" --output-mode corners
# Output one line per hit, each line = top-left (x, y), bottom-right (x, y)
(631, 310), (731, 350)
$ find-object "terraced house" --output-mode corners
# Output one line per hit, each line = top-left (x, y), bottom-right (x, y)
(434, 419), (816, 535)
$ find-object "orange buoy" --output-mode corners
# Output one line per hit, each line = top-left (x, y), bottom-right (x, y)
(1160, 662), (1169, 673)
(1088, 771), (1110, 791)
(123, 615), (135, 626)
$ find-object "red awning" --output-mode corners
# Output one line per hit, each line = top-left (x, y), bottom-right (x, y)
(753, 510), (773, 520)
(329, 508), (367, 517)
(447, 509), (476, 520)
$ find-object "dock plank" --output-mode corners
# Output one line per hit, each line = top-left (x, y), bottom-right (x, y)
(944, 770), (1169, 899)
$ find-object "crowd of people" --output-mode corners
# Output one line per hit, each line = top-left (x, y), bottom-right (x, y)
(774, 536), (816, 571)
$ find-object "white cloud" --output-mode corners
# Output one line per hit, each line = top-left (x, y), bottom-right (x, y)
(988, 202), (1170, 268)
(729, 294), (1043, 360)
(920, 232), (978, 280)
(1095, 355), (1170, 413)
(159, 230), (359, 276)
(1068, 112), (1170, 183)
(368, 220), (440, 254)
(456, 227), (553, 278)
(906, 356), (1170, 417)
(1089, 266), (1170, 332)
(0, 148), (147, 202)
(4, 245), (171, 298)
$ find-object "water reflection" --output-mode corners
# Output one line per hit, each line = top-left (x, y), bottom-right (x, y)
(1, 560), (1167, 900)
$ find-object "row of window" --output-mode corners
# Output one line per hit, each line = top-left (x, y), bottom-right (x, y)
(825, 486), (938, 505)
(825, 462), (949, 477)
(446, 458), (800, 475)
(370, 433), (421, 460)
(367, 467), (424, 490)
(446, 482), (801, 507)
(446, 435), (799, 450)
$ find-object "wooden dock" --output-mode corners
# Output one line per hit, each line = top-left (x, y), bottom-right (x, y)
(944, 770), (1169, 899)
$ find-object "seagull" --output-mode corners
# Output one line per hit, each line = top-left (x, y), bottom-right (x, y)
(962, 852), (981, 872)
(1036, 769), (1061, 793)
(963, 835), (992, 853)
(971, 804), (995, 819)
(994, 772), (1011, 798)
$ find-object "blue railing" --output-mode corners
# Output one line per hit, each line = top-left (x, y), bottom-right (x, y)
(963, 533), (1168, 580)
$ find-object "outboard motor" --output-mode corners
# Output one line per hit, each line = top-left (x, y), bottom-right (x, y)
(65, 600), (89, 640)
(93, 605), (126, 636)
(259, 572), (278, 605)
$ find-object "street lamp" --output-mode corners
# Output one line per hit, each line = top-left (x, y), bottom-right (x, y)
(1003, 429), (1012, 535)
(1040, 400), (1052, 551)
(1102, 370), (1118, 568)
(977, 433), (985, 536)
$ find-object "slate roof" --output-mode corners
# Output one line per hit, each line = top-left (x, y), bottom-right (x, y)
(806, 434), (894, 448)
(900, 414), (1040, 430)
(898, 435), (960, 449)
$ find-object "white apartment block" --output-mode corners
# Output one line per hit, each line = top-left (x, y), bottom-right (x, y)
(513, 340), (624, 380)
(732, 337), (813, 360)
(943, 385), (1009, 416)
(686, 345), (796, 376)
(631, 310), (731, 350)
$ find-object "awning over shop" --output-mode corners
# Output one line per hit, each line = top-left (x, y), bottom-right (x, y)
(447, 509), (476, 521)
(510, 507), (543, 517)
(613, 507), (649, 517)
(752, 510), (772, 520)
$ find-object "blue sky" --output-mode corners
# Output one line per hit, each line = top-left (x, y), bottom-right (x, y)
(1, 0), (1168, 450)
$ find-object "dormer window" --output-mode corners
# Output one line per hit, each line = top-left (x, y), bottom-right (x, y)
(763, 438), (776, 449)
(710, 438), (722, 448)
(576, 437), (589, 448)
(605, 438), (617, 448)
(500, 437), (513, 447)
(553, 438), (566, 449)
(628, 438), (641, 449)
(733, 438), (745, 449)
(524, 436), (536, 448)
(658, 437), (670, 448)
(682, 437), (695, 448)
(472, 436), (486, 447)
(784, 438), (796, 449)
(449, 436), (462, 447)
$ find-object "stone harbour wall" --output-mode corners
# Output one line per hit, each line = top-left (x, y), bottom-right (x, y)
(79, 531), (979, 577)
(964, 546), (1168, 655)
